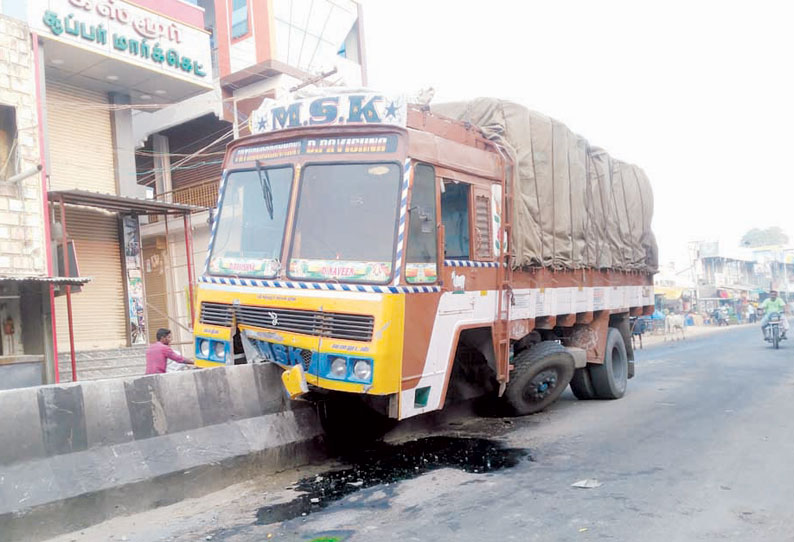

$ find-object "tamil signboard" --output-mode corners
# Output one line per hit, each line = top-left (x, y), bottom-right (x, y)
(249, 93), (407, 135)
(28, 0), (213, 86)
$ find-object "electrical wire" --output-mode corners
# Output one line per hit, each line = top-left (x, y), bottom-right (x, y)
(134, 126), (234, 188)
(135, 159), (223, 177)
(134, 149), (226, 157)
(135, 129), (232, 187)
(39, 46), (362, 190)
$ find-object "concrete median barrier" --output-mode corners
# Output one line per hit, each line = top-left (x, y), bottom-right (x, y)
(0, 363), (324, 542)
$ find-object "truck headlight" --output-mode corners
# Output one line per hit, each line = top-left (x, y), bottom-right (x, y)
(353, 359), (372, 381)
(214, 342), (226, 360)
(199, 339), (210, 358)
(330, 357), (347, 378)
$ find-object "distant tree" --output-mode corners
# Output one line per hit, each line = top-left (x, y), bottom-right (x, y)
(740, 227), (789, 248)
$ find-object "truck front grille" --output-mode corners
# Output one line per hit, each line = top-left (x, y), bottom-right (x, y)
(199, 302), (375, 342)
(199, 302), (234, 327)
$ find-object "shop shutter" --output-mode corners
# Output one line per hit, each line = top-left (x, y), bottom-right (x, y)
(142, 239), (169, 344)
(55, 207), (127, 351)
(46, 80), (116, 194)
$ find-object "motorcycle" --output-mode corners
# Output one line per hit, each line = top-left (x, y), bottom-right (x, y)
(764, 312), (785, 349)
(713, 310), (729, 326)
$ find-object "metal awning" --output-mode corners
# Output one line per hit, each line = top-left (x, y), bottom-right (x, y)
(0, 276), (91, 286)
(48, 190), (205, 216)
(654, 286), (685, 300)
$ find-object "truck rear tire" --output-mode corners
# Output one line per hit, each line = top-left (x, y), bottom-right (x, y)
(590, 327), (628, 399)
(503, 341), (575, 416)
(569, 367), (597, 400)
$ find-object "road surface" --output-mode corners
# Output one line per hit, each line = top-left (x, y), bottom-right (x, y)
(50, 325), (794, 542)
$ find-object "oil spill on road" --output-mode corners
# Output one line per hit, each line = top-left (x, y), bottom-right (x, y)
(256, 436), (528, 525)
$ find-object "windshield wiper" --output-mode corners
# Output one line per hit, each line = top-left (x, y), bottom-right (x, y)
(255, 159), (274, 220)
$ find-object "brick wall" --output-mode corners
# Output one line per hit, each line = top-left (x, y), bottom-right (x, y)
(0, 16), (45, 276)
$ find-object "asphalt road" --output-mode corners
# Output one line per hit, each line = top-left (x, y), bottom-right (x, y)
(51, 325), (794, 542)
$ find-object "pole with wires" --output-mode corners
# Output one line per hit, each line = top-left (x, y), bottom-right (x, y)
(183, 212), (195, 328)
(135, 127), (235, 189)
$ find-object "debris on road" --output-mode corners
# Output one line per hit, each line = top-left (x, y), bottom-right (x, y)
(572, 479), (602, 489)
(255, 436), (528, 525)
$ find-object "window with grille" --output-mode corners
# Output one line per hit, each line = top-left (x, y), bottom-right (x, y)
(474, 192), (492, 260)
(0, 106), (17, 180)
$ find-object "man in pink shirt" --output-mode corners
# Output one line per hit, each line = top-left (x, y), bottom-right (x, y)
(145, 328), (194, 374)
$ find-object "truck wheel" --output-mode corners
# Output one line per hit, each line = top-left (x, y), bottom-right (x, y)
(569, 367), (596, 400)
(590, 327), (628, 399)
(503, 341), (575, 416)
(318, 395), (395, 449)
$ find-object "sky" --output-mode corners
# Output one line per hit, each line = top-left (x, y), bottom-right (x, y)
(359, 0), (794, 267)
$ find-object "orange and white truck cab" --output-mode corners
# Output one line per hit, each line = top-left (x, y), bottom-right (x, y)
(193, 91), (655, 421)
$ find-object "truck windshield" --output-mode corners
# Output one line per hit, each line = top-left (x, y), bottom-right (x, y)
(289, 162), (401, 283)
(208, 166), (293, 278)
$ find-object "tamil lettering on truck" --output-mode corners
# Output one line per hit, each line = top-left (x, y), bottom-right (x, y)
(193, 91), (657, 427)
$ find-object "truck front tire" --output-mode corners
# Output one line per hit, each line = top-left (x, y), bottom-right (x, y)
(504, 341), (575, 415)
(589, 327), (628, 399)
(317, 395), (395, 448)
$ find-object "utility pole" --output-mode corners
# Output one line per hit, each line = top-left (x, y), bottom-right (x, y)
(783, 248), (792, 302)
(688, 241), (700, 312)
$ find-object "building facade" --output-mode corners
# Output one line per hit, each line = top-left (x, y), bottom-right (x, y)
(0, 0), (214, 387)
(690, 240), (794, 315)
(0, 14), (51, 387)
(0, 15), (45, 277)
(0, 0), (365, 387)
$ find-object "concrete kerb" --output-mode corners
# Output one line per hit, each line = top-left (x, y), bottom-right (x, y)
(0, 363), (325, 542)
(637, 323), (755, 349)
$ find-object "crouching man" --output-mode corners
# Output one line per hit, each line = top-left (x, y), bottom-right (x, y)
(146, 328), (194, 374)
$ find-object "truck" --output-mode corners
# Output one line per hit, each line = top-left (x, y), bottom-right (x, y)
(192, 91), (657, 427)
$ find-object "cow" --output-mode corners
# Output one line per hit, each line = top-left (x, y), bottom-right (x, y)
(664, 314), (686, 341)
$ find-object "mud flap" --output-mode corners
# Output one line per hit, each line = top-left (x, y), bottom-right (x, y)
(628, 360), (635, 379)
(281, 364), (309, 399)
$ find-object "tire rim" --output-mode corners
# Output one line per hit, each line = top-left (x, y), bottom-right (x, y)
(526, 369), (559, 401)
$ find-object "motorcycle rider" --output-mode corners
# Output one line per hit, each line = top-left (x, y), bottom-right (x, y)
(760, 290), (788, 339)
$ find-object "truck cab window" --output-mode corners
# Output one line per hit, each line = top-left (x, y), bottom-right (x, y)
(208, 166), (293, 278)
(441, 180), (470, 259)
(405, 164), (438, 283)
(288, 162), (401, 284)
